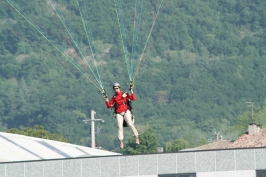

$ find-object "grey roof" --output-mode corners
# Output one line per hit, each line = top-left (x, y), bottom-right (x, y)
(195, 140), (233, 150)
(179, 148), (200, 152)
(0, 132), (121, 163)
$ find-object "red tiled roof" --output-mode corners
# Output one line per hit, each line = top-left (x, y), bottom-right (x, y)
(195, 129), (266, 150)
(229, 129), (266, 148)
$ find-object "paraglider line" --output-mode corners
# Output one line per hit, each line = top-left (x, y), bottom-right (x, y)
(133, 0), (166, 82)
(50, 0), (103, 88)
(76, 0), (104, 89)
(114, 0), (132, 81)
(133, 0), (184, 82)
(5, 0), (103, 91)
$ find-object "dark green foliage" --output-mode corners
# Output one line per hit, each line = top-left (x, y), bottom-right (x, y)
(1, 0), (266, 152)
(0, 55), (19, 78)
(163, 138), (190, 152)
(122, 126), (159, 154)
(5, 125), (70, 142)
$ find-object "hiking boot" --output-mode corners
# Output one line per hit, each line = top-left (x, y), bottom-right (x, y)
(135, 137), (140, 144)
(119, 141), (124, 149)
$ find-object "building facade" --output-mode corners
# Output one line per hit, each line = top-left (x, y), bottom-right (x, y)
(1, 147), (266, 177)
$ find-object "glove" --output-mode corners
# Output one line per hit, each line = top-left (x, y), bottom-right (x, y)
(122, 92), (127, 98)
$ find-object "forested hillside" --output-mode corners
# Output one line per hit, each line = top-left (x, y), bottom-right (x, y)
(1, 0), (266, 151)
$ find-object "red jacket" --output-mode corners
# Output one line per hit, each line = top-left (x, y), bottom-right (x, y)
(105, 91), (136, 113)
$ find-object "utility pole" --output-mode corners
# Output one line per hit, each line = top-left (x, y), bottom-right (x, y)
(83, 110), (104, 148)
(91, 110), (96, 148)
(246, 102), (254, 121)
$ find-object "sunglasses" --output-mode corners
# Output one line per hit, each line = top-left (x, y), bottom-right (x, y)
(114, 87), (120, 90)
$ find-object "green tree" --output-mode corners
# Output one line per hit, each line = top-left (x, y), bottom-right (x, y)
(163, 138), (190, 152)
(197, 138), (208, 146)
(5, 125), (70, 143)
(2, 0), (266, 151)
(233, 106), (266, 135)
(122, 126), (159, 154)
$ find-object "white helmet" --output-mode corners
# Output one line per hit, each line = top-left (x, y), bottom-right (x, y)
(113, 82), (121, 88)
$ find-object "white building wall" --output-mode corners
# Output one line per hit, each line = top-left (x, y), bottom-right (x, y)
(0, 148), (266, 177)
(197, 170), (256, 177)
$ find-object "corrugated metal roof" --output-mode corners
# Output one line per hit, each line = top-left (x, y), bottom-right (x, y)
(0, 132), (121, 163)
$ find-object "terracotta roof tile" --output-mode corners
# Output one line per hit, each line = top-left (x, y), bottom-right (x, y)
(229, 129), (266, 148)
(195, 129), (266, 150)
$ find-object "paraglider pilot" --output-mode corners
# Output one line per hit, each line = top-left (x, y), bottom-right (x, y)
(104, 82), (139, 149)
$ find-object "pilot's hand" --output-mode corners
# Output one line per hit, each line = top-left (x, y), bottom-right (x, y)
(122, 92), (127, 98)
